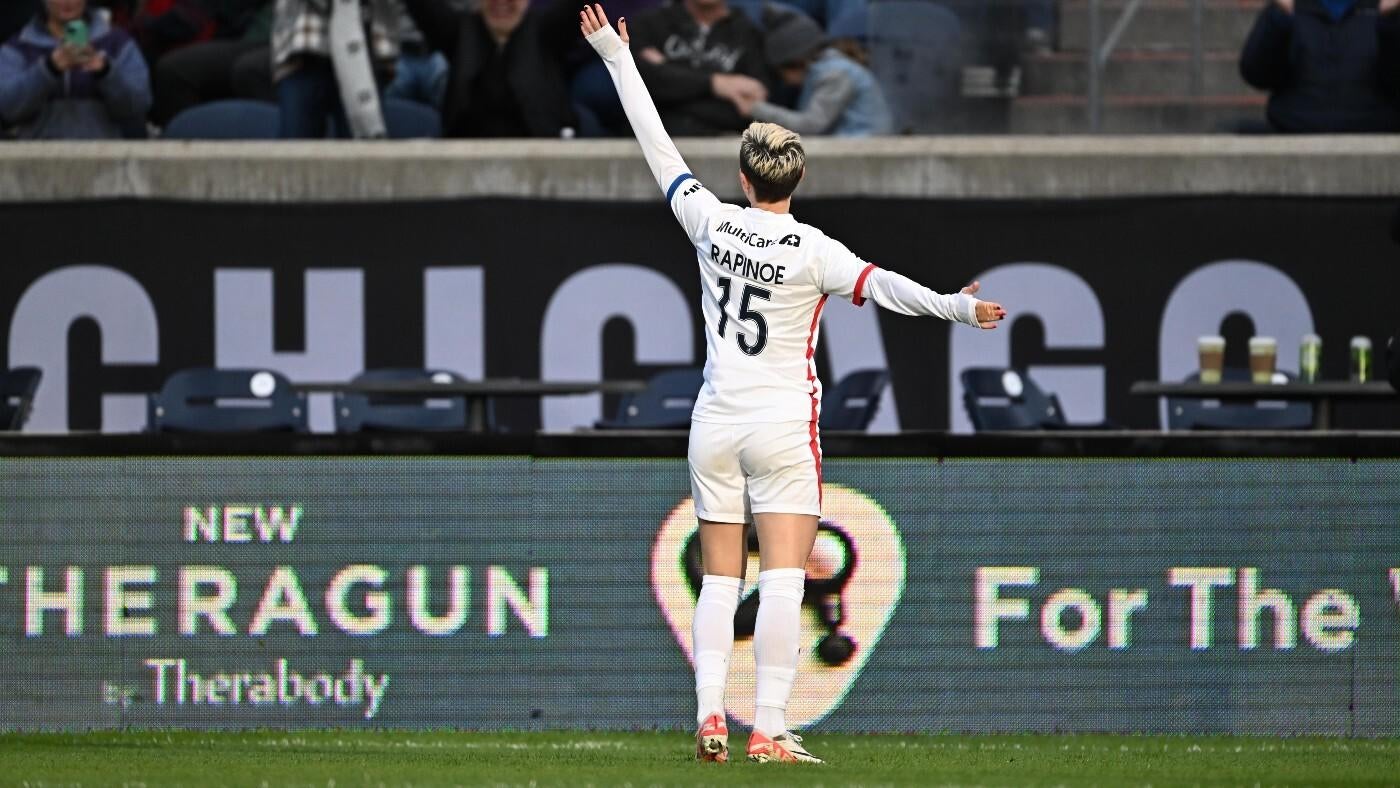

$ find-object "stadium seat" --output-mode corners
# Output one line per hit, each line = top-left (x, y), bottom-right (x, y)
(381, 98), (442, 139)
(334, 368), (469, 433)
(819, 368), (889, 431)
(866, 0), (963, 133)
(148, 368), (307, 433)
(828, 2), (869, 40)
(164, 100), (281, 140)
(595, 368), (704, 429)
(165, 98), (440, 140)
(961, 367), (1117, 431)
(961, 367), (1062, 431)
(1166, 369), (1312, 431)
(0, 366), (41, 431)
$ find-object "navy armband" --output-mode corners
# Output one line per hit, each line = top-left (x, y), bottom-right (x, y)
(665, 173), (693, 202)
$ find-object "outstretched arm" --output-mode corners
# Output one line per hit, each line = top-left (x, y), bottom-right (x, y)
(864, 270), (1005, 329)
(821, 238), (1007, 329)
(581, 3), (720, 241)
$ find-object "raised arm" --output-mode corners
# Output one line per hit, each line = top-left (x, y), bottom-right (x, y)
(581, 4), (722, 242)
(580, 4), (691, 196)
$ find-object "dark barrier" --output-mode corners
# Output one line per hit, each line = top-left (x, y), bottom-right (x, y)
(2, 198), (1397, 433)
(3, 448), (1399, 733)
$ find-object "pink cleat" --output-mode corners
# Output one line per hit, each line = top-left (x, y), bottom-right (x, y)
(746, 730), (823, 764)
(695, 713), (729, 762)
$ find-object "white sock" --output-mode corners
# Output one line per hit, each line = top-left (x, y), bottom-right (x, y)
(753, 567), (805, 736)
(693, 574), (742, 725)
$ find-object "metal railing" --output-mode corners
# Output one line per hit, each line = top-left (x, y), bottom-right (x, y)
(1087, 0), (1207, 131)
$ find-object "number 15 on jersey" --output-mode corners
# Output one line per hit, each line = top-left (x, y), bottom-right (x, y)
(716, 276), (771, 356)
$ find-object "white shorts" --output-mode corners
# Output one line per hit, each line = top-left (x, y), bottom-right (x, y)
(687, 420), (822, 523)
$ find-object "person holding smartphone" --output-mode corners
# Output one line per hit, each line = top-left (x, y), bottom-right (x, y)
(0, 0), (152, 138)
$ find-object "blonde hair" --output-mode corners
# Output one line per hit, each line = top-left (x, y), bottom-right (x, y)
(739, 122), (805, 203)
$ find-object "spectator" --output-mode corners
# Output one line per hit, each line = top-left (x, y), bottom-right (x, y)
(749, 5), (891, 135)
(0, 0), (152, 139)
(1240, 0), (1400, 133)
(150, 0), (274, 127)
(401, 0), (580, 137)
(628, 0), (773, 136)
(272, 0), (403, 138)
(386, 0), (468, 109)
(126, 0), (217, 64)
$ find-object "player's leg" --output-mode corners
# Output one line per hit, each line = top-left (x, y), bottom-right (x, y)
(741, 422), (825, 764)
(687, 422), (749, 761)
(694, 518), (745, 743)
(751, 513), (818, 742)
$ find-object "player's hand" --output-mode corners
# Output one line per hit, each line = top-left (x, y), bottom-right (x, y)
(962, 281), (1007, 330)
(1382, 0), (1400, 15)
(580, 3), (628, 43)
(1274, 0), (1294, 13)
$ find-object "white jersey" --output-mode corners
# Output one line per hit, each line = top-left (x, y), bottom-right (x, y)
(586, 23), (982, 426)
(664, 179), (878, 424)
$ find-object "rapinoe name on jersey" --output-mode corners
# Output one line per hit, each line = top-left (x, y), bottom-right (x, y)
(711, 221), (801, 285)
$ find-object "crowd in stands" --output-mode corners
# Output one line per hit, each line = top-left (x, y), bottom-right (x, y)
(3, 0), (1400, 139)
(0, 0), (1064, 139)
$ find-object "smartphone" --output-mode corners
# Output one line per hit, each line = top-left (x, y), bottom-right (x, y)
(63, 19), (89, 50)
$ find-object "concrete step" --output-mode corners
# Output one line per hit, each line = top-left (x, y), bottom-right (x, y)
(1058, 0), (1259, 52)
(1022, 50), (1250, 96)
(1009, 93), (1266, 133)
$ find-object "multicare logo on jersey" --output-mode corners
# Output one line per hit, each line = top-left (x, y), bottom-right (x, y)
(715, 221), (802, 250)
(650, 484), (907, 728)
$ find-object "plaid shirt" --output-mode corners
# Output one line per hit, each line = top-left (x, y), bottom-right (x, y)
(272, 0), (402, 77)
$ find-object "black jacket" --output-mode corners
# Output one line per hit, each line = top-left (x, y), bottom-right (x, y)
(403, 0), (577, 138)
(1239, 0), (1400, 132)
(628, 4), (773, 136)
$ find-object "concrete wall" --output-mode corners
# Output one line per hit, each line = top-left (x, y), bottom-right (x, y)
(3, 136), (1400, 202)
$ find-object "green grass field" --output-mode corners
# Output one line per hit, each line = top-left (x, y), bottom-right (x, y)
(3, 730), (1399, 787)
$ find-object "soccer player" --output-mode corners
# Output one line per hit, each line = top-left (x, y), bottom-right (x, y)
(579, 3), (1007, 765)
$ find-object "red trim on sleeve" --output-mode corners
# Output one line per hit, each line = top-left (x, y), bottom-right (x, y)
(851, 263), (879, 307)
(805, 294), (829, 510)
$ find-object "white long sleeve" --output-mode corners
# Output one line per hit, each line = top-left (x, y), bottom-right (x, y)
(818, 237), (980, 327)
(862, 268), (980, 326)
(586, 24), (690, 195)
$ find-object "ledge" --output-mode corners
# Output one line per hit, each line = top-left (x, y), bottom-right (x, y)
(4, 136), (1400, 202)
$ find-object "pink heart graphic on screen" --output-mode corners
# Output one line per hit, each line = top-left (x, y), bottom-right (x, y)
(650, 483), (906, 728)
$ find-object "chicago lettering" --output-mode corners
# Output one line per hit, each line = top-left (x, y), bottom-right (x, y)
(2, 258), (1325, 432)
